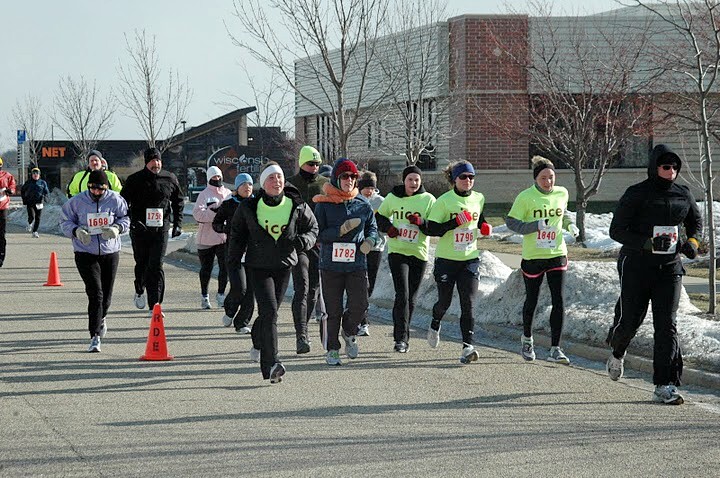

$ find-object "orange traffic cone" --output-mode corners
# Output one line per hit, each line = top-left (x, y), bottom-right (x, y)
(43, 252), (64, 287)
(140, 304), (173, 361)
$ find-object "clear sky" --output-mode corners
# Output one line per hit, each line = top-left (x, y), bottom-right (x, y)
(0, 0), (624, 151)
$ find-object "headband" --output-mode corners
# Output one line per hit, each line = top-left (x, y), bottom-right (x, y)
(259, 164), (284, 188)
(451, 162), (475, 181)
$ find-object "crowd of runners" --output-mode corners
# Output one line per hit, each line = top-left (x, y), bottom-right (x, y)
(0, 141), (701, 404)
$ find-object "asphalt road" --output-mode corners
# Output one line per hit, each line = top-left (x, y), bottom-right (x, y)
(1, 227), (719, 477)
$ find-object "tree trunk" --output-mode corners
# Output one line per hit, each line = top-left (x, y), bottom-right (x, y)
(700, 106), (716, 315)
(574, 172), (588, 246)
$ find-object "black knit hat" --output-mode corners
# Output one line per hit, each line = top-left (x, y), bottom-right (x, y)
(144, 147), (161, 164)
(87, 169), (109, 187)
(402, 165), (422, 180)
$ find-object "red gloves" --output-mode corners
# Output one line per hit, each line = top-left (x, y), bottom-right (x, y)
(408, 213), (423, 226)
(480, 222), (492, 236)
(455, 210), (472, 226)
(387, 226), (400, 238)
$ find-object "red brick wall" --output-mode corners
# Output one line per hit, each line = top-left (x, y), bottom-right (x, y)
(448, 15), (529, 169)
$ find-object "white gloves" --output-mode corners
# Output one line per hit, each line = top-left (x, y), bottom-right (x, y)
(101, 225), (120, 240)
(568, 224), (580, 237)
(359, 238), (375, 255)
(74, 228), (91, 246)
(339, 218), (361, 236)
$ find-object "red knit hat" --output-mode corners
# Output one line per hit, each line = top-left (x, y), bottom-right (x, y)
(331, 158), (358, 187)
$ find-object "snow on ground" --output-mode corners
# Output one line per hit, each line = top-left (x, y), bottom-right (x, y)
(11, 200), (720, 371)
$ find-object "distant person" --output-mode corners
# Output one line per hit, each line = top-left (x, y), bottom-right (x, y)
(0, 157), (17, 267)
(213, 173), (255, 333)
(506, 156), (579, 365)
(193, 166), (231, 309)
(607, 144), (702, 405)
(66, 150), (122, 197)
(356, 170), (386, 337)
(60, 170), (130, 353)
(120, 147), (184, 313)
(21, 167), (50, 238)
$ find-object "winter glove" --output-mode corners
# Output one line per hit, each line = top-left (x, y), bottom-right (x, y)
(386, 226), (400, 238)
(480, 222), (492, 236)
(74, 227), (92, 246)
(339, 218), (361, 236)
(359, 238), (375, 255)
(172, 226), (182, 238)
(567, 224), (580, 237)
(652, 234), (672, 252)
(100, 225), (120, 240)
(408, 213), (424, 227)
(680, 238), (699, 259)
(455, 210), (472, 226)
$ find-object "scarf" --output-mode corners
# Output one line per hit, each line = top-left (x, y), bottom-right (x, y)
(312, 182), (358, 204)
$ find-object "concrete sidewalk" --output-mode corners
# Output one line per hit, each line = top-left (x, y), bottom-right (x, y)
(1, 228), (719, 476)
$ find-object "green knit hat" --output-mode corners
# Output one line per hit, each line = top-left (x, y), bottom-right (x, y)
(299, 145), (322, 167)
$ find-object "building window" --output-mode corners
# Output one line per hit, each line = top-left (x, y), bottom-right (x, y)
(406, 99), (437, 170)
(316, 115), (336, 163)
(367, 120), (385, 149)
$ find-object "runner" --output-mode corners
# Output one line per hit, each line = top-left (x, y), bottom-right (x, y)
(356, 170), (386, 336)
(0, 156), (17, 267)
(192, 166), (231, 309)
(21, 167), (49, 238)
(120, 147), (184, 313)
(607, 144), (702, 405)
(506, 156), (578, 364)
(213, 173), (255, 333)
(228, 162), (318, 383)
(313, 158), (378, 366)
(376, 165), (435, 353)
(60, 170), (129, 352)
(422, 160), (492, 364)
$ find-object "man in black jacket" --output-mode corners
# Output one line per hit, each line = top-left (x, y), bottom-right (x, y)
(120, 147), (184, 313)
(607, 144), (702, 405)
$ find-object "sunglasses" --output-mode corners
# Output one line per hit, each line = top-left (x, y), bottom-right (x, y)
(458, 174), (475, 180)
(339, 173), (358, 180)
(88, 184), (108, 191)
(660, 164), (678, 171)
(305, 162), (321, 167)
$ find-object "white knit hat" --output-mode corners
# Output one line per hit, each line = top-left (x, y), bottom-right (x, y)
(206, 166), (223, 181)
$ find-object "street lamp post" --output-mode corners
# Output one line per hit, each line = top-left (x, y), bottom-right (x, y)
(181, 120), (187, 194)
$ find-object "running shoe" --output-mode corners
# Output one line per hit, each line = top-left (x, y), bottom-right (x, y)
(427, 325), (441, 348)
(326, 350), (342, 366)
(236, 326), (251, 335)
(269, 362), (286, 384)
(222, 314), (233, 327)
(521, 335), (536, 361)
(88, 335), (101, 353)
(32, 232), (39, 238)
(394, 341), (408, 353)
(134, 293), (146, 309)
(201, 295), (212, 309)
(296, 337), (311, 354)
(216, 292), (226, 308)
(547, 346), (570, 365)
(460, 344), (479, 364)
(26, 224), (33, 232)
(341, 330), (358, 359)
(606, 353), (625, 381)
(652, 384), (684, 405)
(249, 347), (260, 363)
(357, 324), (370, 337)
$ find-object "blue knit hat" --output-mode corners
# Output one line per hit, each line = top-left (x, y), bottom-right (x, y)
(234, 173), (253, 188)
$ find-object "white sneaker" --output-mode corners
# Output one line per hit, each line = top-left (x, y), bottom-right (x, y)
(357, 324), (370, 336)
(652, 384), (684, 405)
(216, 292), (226, 307)
(222, 314), (233, 327)
(237, 326), (251, 335)
(134, 293), (146, 309)
(88, 335), (101, 353)
(460, 344), (479, 364)
(99, 318), (107, 339)
(521, 335), (536, 361)
(326, 349), (342, 366)
(427, 325), (441, 348)
(26, 224), (33, 232)
(269, 362), (286, 384)
(547, 346), (570, 365)
(249, 347), (261, 363)
(342, 330), (359, 359)
(201, 295), (212, 309)
(32, 232), (39, 238)
(606, 353), (625, 381)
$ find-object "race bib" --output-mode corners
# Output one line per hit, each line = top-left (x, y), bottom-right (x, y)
(397, 224), (420, 243)
(453, 228), (476, 252)
(653, 225), (678, 254)
(536, 227), (557, 249)
(36, 203), (44, 210)
(332, 242), (356, 263)
(86, 212), (111, 235)
(145, 208), (164, 227)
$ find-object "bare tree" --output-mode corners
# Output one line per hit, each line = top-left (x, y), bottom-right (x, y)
(626, 0), (720, 314)
(228, 0), (393, 159)
(486, 2), (661, 243)
(116, 29), (192, 151)
(11, 94), (48, 167)
(52, 76), (115, 166)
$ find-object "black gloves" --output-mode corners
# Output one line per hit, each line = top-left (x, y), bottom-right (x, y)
(680, 239), (699, 259)
(652, 235), (672, 252)
(172, 226), (182, 238)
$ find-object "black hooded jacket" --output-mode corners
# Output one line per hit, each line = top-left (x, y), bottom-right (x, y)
(227, 182), (318, 270)
(609, 144), (702, 269)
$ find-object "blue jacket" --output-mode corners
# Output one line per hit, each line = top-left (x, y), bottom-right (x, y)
(20, 178), (50, 205)
(314, 195), (378, 272)
(61, 190), (130, 255)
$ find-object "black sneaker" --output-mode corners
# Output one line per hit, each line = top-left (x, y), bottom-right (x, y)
(394, 341), (408, 353)
(296, 337), (311, 354)
(269, 362), (286, 384)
